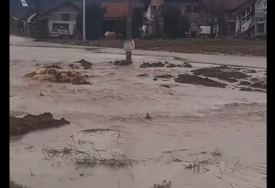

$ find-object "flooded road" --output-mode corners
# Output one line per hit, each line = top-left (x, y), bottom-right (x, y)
(10, 36), (266, 188)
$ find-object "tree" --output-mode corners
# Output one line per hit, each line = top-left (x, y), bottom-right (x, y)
(202, 0), (228, 38)
(76, 4), (106, 40)
(161, 5), (181, 38)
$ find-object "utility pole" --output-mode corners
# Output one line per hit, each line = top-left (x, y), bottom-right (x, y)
(82, 0), (86, 41)
(125, 0), (133, 62)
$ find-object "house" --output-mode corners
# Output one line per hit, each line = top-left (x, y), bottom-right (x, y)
(231, 0), (258, 38)
(254, 0), (267, 37)
(40, 0), (144, 36)
(42, 2), (81, 35)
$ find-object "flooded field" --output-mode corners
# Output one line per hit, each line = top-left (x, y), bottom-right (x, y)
(10, 36), (266, 188)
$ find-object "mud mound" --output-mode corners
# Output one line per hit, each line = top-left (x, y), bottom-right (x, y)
(175, 74), (227, 88)
(74, 59), (92, 69)
(44, 64), (63, 69)
(239, 87), (266, 93)
(10, 113), (70, 136)
(140, 62), (165, 68)
(166, 63), (182, 68)
(192, 66), (250, 83)
(155, 74), (173, 79)
(25, 68), (91, 85)
(111, 60), (133, 66)
(251, 77), (260, 82)
(250, 82), (267, 89)
(238, 81), (251, 86)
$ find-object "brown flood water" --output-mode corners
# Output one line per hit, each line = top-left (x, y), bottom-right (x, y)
(10, 36), (266, 188)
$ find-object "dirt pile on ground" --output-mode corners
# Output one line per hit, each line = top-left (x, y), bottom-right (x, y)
(110, 60), (133, 66)
(174, 74), (227, 88)
(74, 59), (92, 69)
(191, 66), (250, 83)
(140, 62), (165, 68)
(25, 68), (91, 85)
(10, 113), (70, 136)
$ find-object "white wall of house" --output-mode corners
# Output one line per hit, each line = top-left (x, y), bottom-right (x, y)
(46, 4), (79, 35)
(255, 0), (266, 36)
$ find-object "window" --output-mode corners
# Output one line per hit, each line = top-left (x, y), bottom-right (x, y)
(257, 23), (265, 33)
(263, 2), (267, 8)
(62, 13), (70, 21)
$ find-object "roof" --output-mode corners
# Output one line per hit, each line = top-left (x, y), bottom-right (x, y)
(201, 0), (252, 12)
(42, 1), (81, 15)
(231, 0), (257, 15)
(101, 2), (128, 17)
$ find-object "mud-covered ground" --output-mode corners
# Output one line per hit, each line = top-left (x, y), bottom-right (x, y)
(10, 36), (266, 188)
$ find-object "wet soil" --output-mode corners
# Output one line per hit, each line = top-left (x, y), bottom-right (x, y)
(25, 68), (91, 85)
(74, 59), (92, 69)
(110, 60), (133, 66)
(10, 113), (70, 136)
(174, 74), (227, 88)
(191, 66), (250, 83)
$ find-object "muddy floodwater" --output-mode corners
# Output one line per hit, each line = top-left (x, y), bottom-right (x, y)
(10, 36), (266, 188)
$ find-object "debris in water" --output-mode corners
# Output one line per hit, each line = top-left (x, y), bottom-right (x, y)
(183, 62), (193, 68)
(42, 137), (137, 168)
(155, 74), (173, 79)
(137, 73), (149, 77)
(191, 66), (250, 83)
(140, 62), (165, 68)
(44, 64), (63, 69)
(40, 87), (46, 96)
(152, 180), (172, 188)
(175, 74), (227, 88)
(111, 60), (133, 66)
(68, 63), (80, 69)
(146, 113), (152, 119)
(10, 113), (70, 136)
(238, 81), (251, 86)
(25, 68), (92, 85)
(74, 59), (92, 69)
(80, 128), (117, 134)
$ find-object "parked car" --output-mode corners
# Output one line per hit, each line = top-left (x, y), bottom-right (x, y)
(48, 29), (70, 39)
